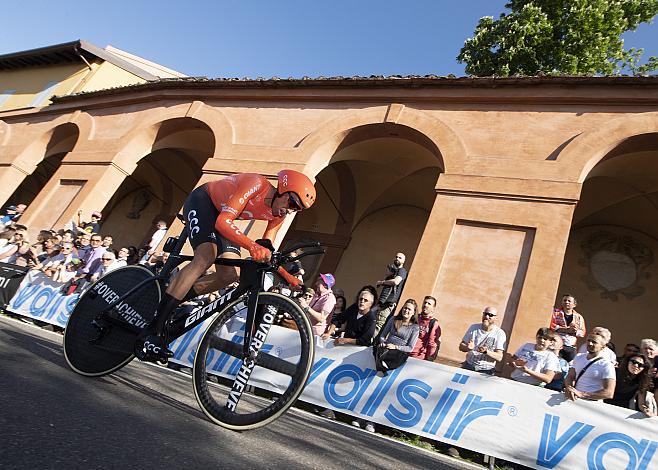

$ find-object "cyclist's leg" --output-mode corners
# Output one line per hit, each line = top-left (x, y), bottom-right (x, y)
(136, 186), (219, 360)
(191, 251), (240, 296)
(136, 242), (217, 361)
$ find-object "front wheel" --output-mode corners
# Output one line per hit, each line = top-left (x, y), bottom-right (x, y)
(192, 292), (314, 430)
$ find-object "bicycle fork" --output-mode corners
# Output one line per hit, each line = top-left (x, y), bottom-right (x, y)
(226, 290), (278, 411)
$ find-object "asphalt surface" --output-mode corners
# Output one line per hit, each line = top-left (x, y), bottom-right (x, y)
(0, 316), (480, 470)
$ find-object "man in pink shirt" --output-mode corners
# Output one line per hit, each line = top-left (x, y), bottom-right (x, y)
(299, 273), (336, 336)
(411, 296), (441, 360)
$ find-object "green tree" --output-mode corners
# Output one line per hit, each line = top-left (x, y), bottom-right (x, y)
(457, 0), (658, 76)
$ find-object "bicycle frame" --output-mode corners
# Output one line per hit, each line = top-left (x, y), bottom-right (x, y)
(92, 225), (288, 358)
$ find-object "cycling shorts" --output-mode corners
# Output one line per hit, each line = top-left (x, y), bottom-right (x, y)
(183, 185), (241, 255)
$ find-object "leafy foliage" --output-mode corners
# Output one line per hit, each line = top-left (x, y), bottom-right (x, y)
(457, 0), (658, 76)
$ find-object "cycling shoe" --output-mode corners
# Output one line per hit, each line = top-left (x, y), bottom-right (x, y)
(134, 334), (174, 364)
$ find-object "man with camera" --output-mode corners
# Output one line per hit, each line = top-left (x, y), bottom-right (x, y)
(374, 252), (408, 335)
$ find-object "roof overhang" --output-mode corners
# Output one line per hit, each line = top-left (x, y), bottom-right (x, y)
(0, 40), (159, 80)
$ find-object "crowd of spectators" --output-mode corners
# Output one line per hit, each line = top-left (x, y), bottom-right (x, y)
(0, 203), (171, 299)
(3, 203), (656, 456)
(275, 252), (658, 441)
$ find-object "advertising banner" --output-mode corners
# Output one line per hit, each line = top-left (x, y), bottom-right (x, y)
(169, 310), (658, 470)
(0, 262), (28, 306)
(7, 270), (80, 327)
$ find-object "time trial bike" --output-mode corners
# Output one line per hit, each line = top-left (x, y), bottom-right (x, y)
(63, 221), (323, 430)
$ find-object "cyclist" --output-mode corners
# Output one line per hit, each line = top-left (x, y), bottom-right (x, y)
(136, 169), (316, 362)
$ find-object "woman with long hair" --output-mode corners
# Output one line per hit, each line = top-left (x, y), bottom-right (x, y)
(605, 354), (652, 411)
(330, 294), (346, 326)
(375, 298), (420, 374)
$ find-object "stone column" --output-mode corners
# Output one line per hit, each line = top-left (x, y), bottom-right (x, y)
(18, 150), (128, 240)
(403, 174), (581, 364)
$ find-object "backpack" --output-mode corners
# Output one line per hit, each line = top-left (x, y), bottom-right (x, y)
(425, 319), (441, 361)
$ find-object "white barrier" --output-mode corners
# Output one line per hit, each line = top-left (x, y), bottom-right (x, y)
(8, 270), (79, 327)
(7, 280), (657, 469)
(169, 311), (658, 470)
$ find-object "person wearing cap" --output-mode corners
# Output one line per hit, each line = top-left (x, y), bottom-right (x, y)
(298, 273), (337, 336)
(76, 210), (102, 235)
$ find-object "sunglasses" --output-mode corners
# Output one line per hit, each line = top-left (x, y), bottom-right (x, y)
(629, 359), (646, 368)
(482, 312), (497, 318)
(101, 258), (113, 261)
(287, 193), (303, 211)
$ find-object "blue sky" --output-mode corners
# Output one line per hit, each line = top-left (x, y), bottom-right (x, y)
(1, 0), (656, 77)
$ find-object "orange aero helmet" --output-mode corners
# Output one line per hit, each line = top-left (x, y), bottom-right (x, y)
(277, 170), (316, 209)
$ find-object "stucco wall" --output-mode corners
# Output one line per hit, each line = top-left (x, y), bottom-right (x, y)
(0, 79), (656, 365)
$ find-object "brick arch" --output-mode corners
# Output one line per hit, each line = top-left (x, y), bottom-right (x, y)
(111, 101), (231, 175)
(558, 113), (658, 183)
(298, 105), (466, 177)
(12, 115), (82, 174)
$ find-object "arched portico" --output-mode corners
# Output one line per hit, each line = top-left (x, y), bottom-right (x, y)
(0, 120), (81, 235)
(557, 113), (658, 183)
(285, 121), (443, 300)
(557, 129), (658, 350)
(298, 104), (464, 177)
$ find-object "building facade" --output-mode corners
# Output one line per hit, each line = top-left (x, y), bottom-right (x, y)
(0, 75), (656, 364)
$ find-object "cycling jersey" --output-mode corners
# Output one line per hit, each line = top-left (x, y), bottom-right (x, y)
(202, 173), (286, 251)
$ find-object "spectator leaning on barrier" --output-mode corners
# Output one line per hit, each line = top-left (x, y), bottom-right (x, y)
(550, 293), (586, 362)
(605, 354), (652, 411)
(545, 333), (570, 392)
(459, 306), (506, 375)
(563, 333), (616, 402)
(374, 252), (408, 335)
(509, 327), (561, 386)
(76, 234), (106, 280)
(317, 285), (377, 424)
(410, 295), (441, 361)
(577, 326), (617, 366)
(375, 298), (420, 374)
(298, 273), (336, 336)
(323, 285), (378, 347)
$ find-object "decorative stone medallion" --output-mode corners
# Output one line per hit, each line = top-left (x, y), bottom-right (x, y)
(578, 230), (653, 301)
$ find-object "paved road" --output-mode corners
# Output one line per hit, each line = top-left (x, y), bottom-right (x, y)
(0, 316), (479, 470)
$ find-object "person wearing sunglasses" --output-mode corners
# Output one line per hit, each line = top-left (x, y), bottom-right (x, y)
(459, 306), (507, 376)
(136, 170), (317, 363)
(604, 354), (651, 410)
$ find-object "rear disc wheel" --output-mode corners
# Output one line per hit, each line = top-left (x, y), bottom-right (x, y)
(63, 265), (161, 376)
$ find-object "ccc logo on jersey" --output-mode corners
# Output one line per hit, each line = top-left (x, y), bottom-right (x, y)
(188, 210), (200, 238)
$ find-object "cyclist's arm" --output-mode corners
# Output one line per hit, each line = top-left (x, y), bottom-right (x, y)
(215, 210), (261, 253)
(263, 217), (285, 242)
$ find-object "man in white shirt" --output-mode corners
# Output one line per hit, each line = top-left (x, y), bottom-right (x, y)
(459, 306), (507, 375)
(564, 333), (616, 401)
(510, 327), (561, 386)
(140, 220), (168, 264)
